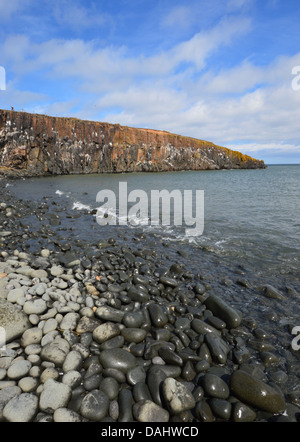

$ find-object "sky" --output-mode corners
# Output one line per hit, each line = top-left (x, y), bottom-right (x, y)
(0, 0), (300, 164)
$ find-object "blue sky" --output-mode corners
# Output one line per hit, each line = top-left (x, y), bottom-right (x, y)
(0, 0), (300, 164)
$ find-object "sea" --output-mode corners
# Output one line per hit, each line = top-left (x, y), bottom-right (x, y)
(8, 164), (300, 278)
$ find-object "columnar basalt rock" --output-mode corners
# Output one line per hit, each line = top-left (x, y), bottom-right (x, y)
(0, 109), (265, 177)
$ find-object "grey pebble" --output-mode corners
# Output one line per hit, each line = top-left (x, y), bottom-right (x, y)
(3, 393), (39, 422)
(39, 379), (72, 412)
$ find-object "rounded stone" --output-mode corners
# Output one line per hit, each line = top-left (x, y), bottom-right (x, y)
(3, 393), (38, 422)
(99, 377), (119, 400)
(162, 377), (196, 414)
(80, 390), (110, 421)
(0, 386), (22, 420)
(202, 374), (230, 399)
(53, 408), (82, 422)
(0, 299), (31, 343)
(95, 305), (124, 323)
(99, 348), (137, 374)
(204, 295), (242, 329)
(209, 398), (232, 420)
(127, 366), (147, 386)
(43, 318), (58, 335)
(148, 304), (168, 328)
(62, 370), (82, 389)
(39, 379), (72, 412)
(230, 370), (286, 414)
(7, 360), (32, 380)
(7, 288), (24, 303)
(92, 322), (120, 344)
(40, 367), (60, 384)
(158, 347), (183, 367)
(18, 376), (39, 393)
(232, 401), (257, 422)
(23, 298), (47, 315)
(133, 400), (169, 422)
(122, 311), (145, 328)
(62, 350), (83, 372)
(121, 328), (147, 344)
(59, 312), (80, 331)
(40, 339), (70, 367)
(21, 327), (43, 347)
(50, 266), (64, 277)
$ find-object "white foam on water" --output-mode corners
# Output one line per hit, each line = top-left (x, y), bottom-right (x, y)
(72, 201), (92, 211)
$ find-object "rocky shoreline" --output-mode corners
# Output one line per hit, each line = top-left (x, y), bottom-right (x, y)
(0, 176), (299, 423)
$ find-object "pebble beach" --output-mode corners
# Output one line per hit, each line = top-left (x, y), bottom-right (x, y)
(0, 175), (299, 423)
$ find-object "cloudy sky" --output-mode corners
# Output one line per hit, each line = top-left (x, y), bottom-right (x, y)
(0, 0), (300, 164)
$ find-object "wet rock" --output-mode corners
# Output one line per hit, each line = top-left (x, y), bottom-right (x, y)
(204, 295), (242, 329)
(99, 377), (119, 400)
(99, 348), (137, 374)
(195, 400), (215, 422)
(209, 398), (232, 420)
(118, 388), (134, 422)
(121, 328), (147, 344)
(147, 367), (167, 407)
(201, 373), (230, 400)
(205, 332), (230, 365)
(95, 305), (125, 323)
(230, 370), (286, 414)
(158, 347), (183, 367)
(263, 285), (286, 300)
(232, 401), (257, 422)
(127, 366), (146, 386)
(133, 382), (153, 403)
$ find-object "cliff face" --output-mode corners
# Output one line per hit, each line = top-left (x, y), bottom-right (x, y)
(0, 109), (265, 176)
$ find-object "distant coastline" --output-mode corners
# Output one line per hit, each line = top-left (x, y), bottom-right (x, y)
(0, 109), (266, 178)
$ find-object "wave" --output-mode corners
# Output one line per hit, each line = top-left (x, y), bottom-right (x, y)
(72, 201), (92, 211)
(55, 190), (65, 196)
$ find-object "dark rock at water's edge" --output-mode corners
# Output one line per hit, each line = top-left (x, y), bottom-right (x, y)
(0, 109), (266, 178)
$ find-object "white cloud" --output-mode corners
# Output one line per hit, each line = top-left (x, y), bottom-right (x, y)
(162, 6), (192, 29)
(51, 0), (108, 30)
(0, 0), (27, 20)
(1, 11), (300, 163)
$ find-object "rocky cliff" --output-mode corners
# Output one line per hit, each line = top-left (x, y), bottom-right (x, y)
(0, 109), (265, 177)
